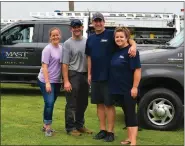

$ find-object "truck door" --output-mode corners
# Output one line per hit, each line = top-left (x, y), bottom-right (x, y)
(0, 23), (39, 76)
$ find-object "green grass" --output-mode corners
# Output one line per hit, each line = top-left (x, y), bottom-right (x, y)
(1, 84), (184, 145)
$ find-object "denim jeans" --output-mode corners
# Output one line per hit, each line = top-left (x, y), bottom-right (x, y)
(37, 79), (61, 125)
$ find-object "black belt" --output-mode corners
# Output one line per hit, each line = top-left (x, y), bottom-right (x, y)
(69, 70), (87, 75)
(78, 72), (87, 75)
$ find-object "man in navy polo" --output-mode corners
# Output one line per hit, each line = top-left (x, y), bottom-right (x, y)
(85, 12), (137, 142)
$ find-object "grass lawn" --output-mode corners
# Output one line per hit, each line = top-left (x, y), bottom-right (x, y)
(1, 84), (184, 145)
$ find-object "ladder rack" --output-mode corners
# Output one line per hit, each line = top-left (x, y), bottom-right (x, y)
(29, 11), (179, 29)
(30, 11), (179, 20)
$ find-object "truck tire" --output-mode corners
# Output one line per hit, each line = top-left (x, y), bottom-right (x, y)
(138, 88), (183, 130)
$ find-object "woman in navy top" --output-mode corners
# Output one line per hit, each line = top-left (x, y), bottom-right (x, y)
(109, 27), (141, 145)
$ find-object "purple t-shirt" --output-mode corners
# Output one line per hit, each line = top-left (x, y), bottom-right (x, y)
(38, 43), (62, 83)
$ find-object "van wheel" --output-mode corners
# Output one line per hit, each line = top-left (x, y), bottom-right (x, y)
(138, 88), (183, 130)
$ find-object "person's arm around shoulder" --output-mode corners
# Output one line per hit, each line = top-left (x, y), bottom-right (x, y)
(128, 39), (137, 57)
(130, 51), (141, 98)
(42, 46), (52, 93)
(61, 41), (72, 92)
(85, 38), (91, 85)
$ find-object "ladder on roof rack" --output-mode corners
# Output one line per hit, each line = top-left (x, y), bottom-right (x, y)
(29, 11), (179, 29)
(30, 11), (178, 20)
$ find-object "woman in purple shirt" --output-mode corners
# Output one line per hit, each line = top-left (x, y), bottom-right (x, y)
(37, 27), (62, 137)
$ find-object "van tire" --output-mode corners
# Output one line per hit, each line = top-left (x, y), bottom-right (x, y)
(138, 88), (183, 130)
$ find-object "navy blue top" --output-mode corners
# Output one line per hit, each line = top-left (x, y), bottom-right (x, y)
(109, 45), (141, 95)
(85, 29), (115, 81)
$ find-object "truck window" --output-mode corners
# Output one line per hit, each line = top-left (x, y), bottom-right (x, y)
(1, 24), (35, 45)
(42, 24), (71, 43)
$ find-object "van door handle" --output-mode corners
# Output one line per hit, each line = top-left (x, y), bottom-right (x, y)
(25, 48), (35, 52)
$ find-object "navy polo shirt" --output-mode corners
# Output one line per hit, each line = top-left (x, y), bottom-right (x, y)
(85, 29), (115, 81)
(109, 45), (141, 95)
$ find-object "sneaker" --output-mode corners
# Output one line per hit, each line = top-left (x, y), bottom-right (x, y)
(104, 132), (115, 142)
(68, 129), (82, 136)
(93, 130), (107, 140)
(77, 127), (93, 134)
(45, 129), (52, 137)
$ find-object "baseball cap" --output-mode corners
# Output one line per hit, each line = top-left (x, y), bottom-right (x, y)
(70, 19), (83, 27)
(92, 12), (104, 21)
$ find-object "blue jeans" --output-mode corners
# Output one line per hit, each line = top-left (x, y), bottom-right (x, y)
(37, 79), (61, 125)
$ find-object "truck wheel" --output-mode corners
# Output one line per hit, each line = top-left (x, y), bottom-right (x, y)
(138, 88), (183, 130)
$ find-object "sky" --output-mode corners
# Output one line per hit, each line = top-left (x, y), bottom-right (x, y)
(1, 1), (184, 19)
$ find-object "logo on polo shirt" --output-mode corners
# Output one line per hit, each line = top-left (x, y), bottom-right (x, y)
(100, 39), (108, 42)
(119, 55), (124, 59)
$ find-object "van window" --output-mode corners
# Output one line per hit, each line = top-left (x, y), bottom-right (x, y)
(168, 30), (184, 47)
(42, 24), (72, 43)
(1, 24), (35, 45)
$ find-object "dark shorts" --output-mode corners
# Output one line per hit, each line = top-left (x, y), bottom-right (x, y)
(91, 81), (114, 106)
